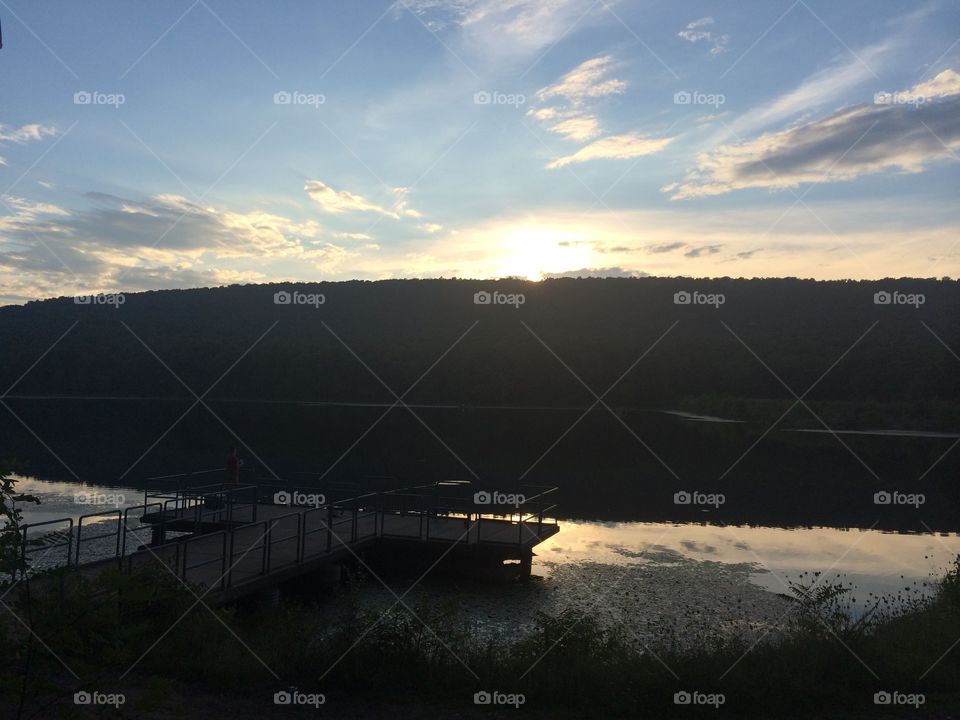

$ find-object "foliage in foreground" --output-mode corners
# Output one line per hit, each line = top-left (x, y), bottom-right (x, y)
(1, 557), (960, 718)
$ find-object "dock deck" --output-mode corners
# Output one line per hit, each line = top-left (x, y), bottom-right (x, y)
(16, 478), (560, 604)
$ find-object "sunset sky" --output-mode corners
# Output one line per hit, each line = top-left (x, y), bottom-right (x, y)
(1, 0), (959, 303)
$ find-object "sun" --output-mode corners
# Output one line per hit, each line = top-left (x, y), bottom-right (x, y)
(494, 223), (595, 280)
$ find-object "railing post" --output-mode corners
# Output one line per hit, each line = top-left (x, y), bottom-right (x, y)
(220, 532), (228, 590)
(326, 506), (333, 552)
(75, 517), (83, 566)
(296, 512), (303, 563)
(262, 521), (272, 575)
(226, 529), (235, 588)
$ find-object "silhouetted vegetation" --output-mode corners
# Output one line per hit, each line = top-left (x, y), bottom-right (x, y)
(2, 557), (959, 718)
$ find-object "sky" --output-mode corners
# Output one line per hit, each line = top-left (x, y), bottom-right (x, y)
(0, 0), (959, 303)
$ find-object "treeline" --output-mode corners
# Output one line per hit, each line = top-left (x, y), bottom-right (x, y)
(1, 277), (958, 410)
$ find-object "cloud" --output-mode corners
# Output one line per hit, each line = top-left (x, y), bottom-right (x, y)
(647, 241), (686, 254)
(397, 0), (604, 59)
(529, 55), (626, 141)
(666, 70), (960, 199)
(304, 181), (423, 220)
(536, 55), (627, 104)
(684, 244), (722, 258)
(730, 41), (894, 136)
(0, 192), (330, 297)
(677, 17), (728, 55)
(542, 266), (648, 278)
(304, 180), (394, 215)
(547, 132), (673, 168)
(0, 123), (57, 165)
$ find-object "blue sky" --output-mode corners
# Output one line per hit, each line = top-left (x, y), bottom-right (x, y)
(1, 0), (959, 303)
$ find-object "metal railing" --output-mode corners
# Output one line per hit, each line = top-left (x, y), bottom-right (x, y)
(14, 477), (559, 592)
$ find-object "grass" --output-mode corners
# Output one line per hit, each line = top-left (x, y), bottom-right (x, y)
(2, 557), (959, 717)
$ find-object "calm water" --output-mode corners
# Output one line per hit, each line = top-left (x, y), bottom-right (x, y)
(12, 476), (960, 640)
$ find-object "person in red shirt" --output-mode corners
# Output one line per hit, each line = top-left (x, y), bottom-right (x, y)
(225, 447), (241, 484)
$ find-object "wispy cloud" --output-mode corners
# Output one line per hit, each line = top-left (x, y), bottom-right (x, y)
(677, 17), (728, 55)
(547, 132), (672, 168)
(529, 54), (626, 141)
(397, 0), (604, 59)
(730, 41), (894, 136)
(0, 123), (57, 165)
(666, 70), (960, 199)
(304, 181), (422, 219)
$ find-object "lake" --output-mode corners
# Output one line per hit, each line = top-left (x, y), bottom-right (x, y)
(11, 474), (959, 644)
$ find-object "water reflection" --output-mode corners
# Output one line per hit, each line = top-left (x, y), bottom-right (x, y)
(536, 520), (960, 606)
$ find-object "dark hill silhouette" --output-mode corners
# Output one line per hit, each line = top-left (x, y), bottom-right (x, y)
(0, 277), (958, 529)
